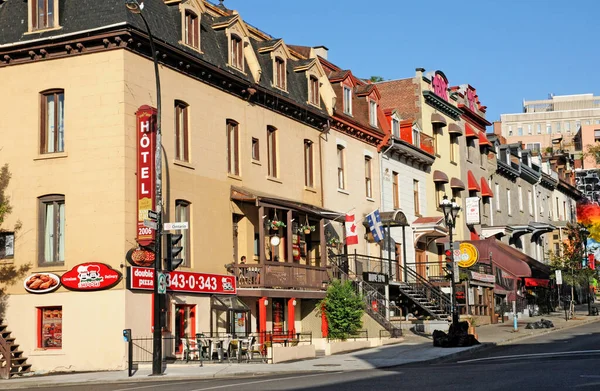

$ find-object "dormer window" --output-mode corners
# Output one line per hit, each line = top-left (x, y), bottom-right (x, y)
(31, 0), (58, 31)
(369, 100), (377, 127)
(275, 57), (286, 90)
(184, 10), (199, 49)
(309, 76), (320, 106)
(230, 35), (243, 70)
(343, 86), (352, 115)
(392, 118), (400, 138)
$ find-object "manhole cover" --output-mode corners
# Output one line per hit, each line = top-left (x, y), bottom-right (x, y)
(313, 364), (341, 367)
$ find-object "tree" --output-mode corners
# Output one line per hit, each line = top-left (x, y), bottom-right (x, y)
(0, 164), (30, 318)
(584, 144), (600, 165)
(369, 76), (384, 83)
(320, 279), (364, 340)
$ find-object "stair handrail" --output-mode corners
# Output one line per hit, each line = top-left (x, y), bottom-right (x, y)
(0, 331), (11, 379)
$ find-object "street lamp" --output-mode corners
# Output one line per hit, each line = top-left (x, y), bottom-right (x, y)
(126, 0), (164, 376)
(580, 226), (591, 316)
(440, 195), (461, 328)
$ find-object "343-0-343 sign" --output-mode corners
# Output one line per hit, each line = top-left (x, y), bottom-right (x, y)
(127, 267), (236, 295)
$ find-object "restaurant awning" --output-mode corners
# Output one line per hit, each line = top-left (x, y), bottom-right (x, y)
(450, 177), (465, 190)
(467, 170), (480, 192)
(465, 123), (478, 138)
(431, 113), (447, 127)
(465, 237), (532, 278)
(508, 225), (532, 239)
(481, 225), (514, 239)
(528, 222), (556, 237)
(448, 123), (463, 135)
(379, 210), (409, 227)
(433, 170), (449, 183)
(480, 177), (494, 197)
(412, 216), (447, 244)
(478, 131), (492, 147)
(525, 278), (550, 288)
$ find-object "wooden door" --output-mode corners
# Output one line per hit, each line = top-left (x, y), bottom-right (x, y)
(416, 249), (427, 279)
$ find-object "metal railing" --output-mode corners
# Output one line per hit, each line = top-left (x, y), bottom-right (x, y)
(327, 330), (368, 342)
(233, 262), (328, 290)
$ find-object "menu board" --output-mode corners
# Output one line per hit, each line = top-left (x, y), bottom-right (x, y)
(41, 307), (62, 348)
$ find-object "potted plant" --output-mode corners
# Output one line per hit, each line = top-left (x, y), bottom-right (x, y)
(268, 219), (286, 231)
(544, 146), (553, 156)
(327, 237), (341, 247)
(299, 224), (315, 235)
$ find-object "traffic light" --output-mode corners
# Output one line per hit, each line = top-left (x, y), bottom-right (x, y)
(165, 233), (184, 271)
(445, 249), (453, 271)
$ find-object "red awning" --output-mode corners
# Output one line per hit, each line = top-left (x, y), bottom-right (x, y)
(525, 278), (549, 288)
(465, 123), (478, 138)
(478, 131), (492, 147)
(465, 237), (532, 278)
(467, 171), (480, 192)
(480, 177), (493, 197)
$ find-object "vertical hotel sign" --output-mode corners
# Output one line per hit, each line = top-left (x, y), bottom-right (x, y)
(136, 105), (157, 246)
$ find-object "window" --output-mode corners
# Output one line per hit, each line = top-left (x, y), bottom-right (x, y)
(507, 189), (512, 215)
(576, 121), (581, 129)
(508, 125), (513, 136)
(546, 124), (551, 134)
(251, 137), (259, 161)
(466, 138), (475, 161)
(565, 122), (571, 132)
(184, 10), (199, 49)
(435, 183), (444, 207)
(450, 135), (457, 162)
(343, 86), (352, 115)
(304, 140), (314, 188)
(594, 129), (600, 142)
(393, 172), (399, 209)
(555, 122), (561, 133)
(32, 0), (56, 31)
(175, 200), (191, 267)
(175, 101), (189, 162)
(413, 180), (420, 215)
(275, 57), (286, 90)
(40, 90), (64, 154)
(556, 197), (560, 220)
(392, 118), (400, 138)
(226, 120), (239, 175)
(526, 143), (541, 153)
(528, 190), (533, 215)
(369, 100), (377, 127)
(527, 124), (532, 135)
(517, 127), (523, 136)
(495, 183), (500, 210)
(337, 145), (345, 190)
(433, 125), (442, 154)
(596, 120), (600, 125)
(267, 126), (277, 177)
(365, 156), (372, 198)
(38, 306), (62, 348)
(309, 76), (320, 106)
(536, 124), (541, 134)
(518, 186), (523, 211)
(230, 35), (243, 69)
(585, 120), (591, 125)
(540, 195), (545, 215)
(39, 195), (65, 265)
(412, 127), (420, 148)
(0, 232), (14, 258)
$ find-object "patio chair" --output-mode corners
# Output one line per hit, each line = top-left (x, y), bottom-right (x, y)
(181, 337), (200, 362)
(239, 336), (252, 362)
(249, 338), (268, 363)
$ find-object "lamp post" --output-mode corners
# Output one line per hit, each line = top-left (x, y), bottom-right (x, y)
(126, 0), (164, 376)
(440, 195), (461, 328)
(580, 226), (591, 316)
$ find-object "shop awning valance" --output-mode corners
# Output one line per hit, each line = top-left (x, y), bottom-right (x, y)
(465, 123), (478, 138)
(480, 177), (493, 197)
(464, 237), (532, 278)
(431, 113), (447, 127)
(450, 177), (465, 190)
(468, 171), (480, 192)
(433, 170), (449, 183)
(525, 278), (550, 288)
(412, 216), (447, 244)
(448, 123), (463, 135)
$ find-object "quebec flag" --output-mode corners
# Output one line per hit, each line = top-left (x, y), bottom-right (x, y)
(366, 209), (385, 243)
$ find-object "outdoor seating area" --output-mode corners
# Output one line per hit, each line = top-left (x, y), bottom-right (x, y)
(180, 333), (268, 364)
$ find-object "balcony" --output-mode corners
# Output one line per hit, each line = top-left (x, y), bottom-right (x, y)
(234, 262), (328, 291)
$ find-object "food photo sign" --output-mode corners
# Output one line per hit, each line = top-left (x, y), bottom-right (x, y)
(61, 262), (122, 291)
(24, 273), (61, 294)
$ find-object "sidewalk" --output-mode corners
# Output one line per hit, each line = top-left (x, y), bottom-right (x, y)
(3, 305), (599, 389)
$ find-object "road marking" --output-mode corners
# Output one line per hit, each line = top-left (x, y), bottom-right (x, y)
(189, 372), (344, 391)
(457, 349), (600, 364)
(580, 375), (600, 378)
(113, 380), (202, 391)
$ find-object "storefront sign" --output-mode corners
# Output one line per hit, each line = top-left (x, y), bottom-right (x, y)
(127, 267), (237, 295)
(136, 105), (157, 246)
(465, 197), (480, 225)
(431, 71), (449, 101)
(363, 272), (389, 284)
(470, 271), (495, 283)
(457, 243), (479, 268)
(126, 247), (155, 267)
(24, 273), (61, 294)
(61, 263), (122, 291)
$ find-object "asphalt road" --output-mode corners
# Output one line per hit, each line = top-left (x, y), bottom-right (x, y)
(21, 322), (600, 391)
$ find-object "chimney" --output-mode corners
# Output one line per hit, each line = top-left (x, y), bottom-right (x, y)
(313, 45), (328, 60)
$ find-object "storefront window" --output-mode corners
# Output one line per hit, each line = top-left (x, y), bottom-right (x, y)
(39, 306), (62, 348)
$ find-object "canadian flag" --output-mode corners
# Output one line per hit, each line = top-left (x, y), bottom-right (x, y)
(345, 213), (359, 245)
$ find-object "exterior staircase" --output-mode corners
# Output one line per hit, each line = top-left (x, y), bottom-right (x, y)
(0, 320), (32, 379)
(332, 253), (451, 322)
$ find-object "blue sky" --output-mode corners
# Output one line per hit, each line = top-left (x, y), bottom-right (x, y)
(224, 0), (599, 123)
